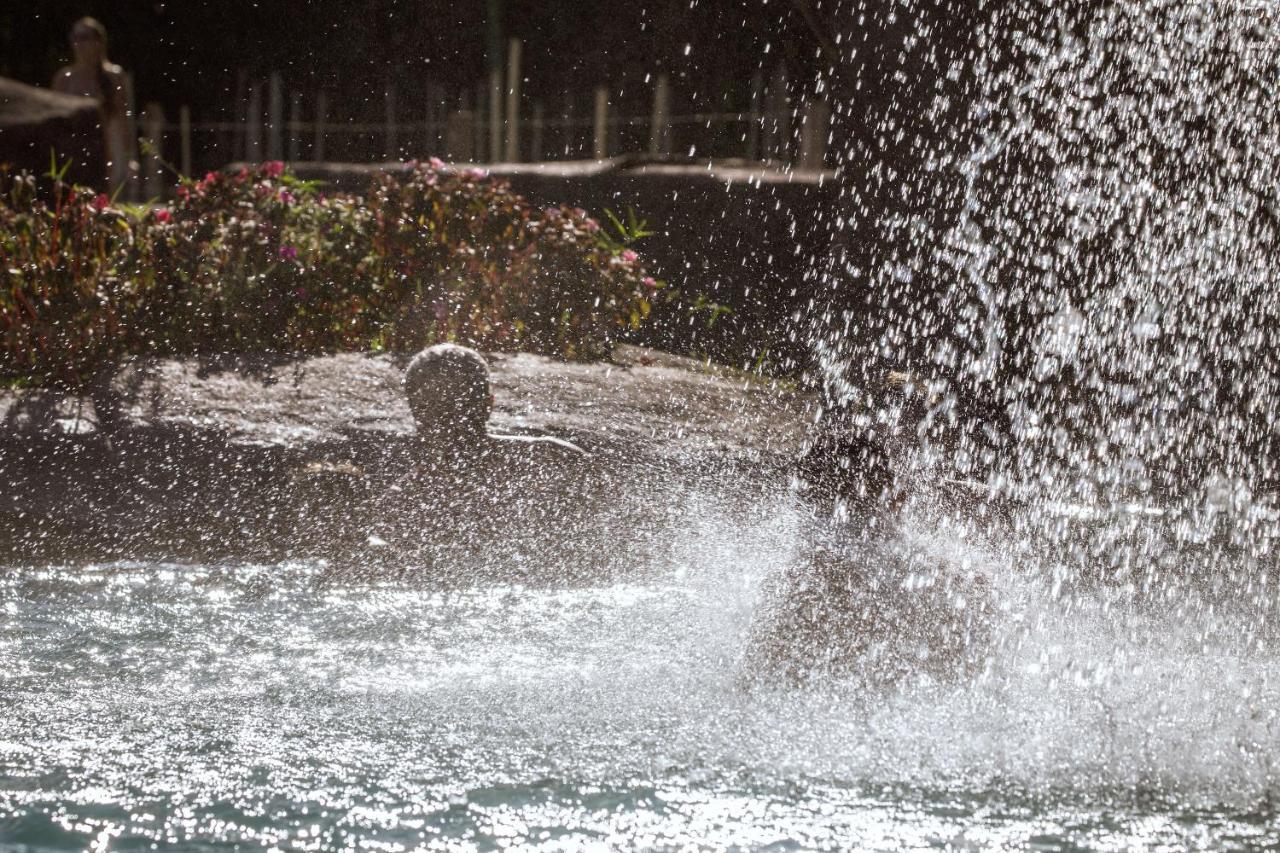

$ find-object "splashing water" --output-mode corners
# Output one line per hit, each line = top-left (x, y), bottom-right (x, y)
(813, 0), (1280, 494)
(799, 0), (1280, 836)
(2, 476), (1279, 849)
(6, 1), (1280, 847)
(812, 0), (1280, 548)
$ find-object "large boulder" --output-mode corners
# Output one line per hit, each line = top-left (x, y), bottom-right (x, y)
(0, 76), (104, 187)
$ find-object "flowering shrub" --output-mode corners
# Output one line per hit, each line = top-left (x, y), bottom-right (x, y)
(0, 173), (138, 387)
(0, 161), (660, 388)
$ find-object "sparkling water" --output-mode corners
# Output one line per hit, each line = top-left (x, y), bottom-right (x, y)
(3, 485), (1277, 850)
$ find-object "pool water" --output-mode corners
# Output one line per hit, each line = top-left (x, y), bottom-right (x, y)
(2, 490), (1278, 851)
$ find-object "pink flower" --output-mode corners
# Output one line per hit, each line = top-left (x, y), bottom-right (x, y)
(91, 193), (110, 212)
(278, 245), (298, 261)
(280, 189), (295, 204)
(153, 207), (171, 223)
(236, 167), (251, 183)
(175, 185), (190, 200)
(262, 160), (285, 178)
(582, 219), (600, 233)
(429, 157), (446, 170)
(620, 249), (639, 263)
(642, 276), (659, 289)
(465, 167), (488, 181)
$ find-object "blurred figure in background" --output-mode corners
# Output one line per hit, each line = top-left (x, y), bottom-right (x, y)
(51, 17), (131, 194)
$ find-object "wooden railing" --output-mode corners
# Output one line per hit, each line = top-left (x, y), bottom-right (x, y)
(126, 41), (832, 198)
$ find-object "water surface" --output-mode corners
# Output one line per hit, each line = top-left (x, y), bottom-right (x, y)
(2, 494), (1278, 850)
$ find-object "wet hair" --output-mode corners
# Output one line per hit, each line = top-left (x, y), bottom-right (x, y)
(403, 344), (492, 439)
(72, 16), (108, 44)
(70, 17), (116, 119)
(795, 420), (900, 517)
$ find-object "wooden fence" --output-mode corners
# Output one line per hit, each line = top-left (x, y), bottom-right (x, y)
(129, 41), (831, 198)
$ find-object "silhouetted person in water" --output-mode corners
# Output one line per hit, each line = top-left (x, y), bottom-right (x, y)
(742, 382), (993, 689)
(307, 344), (586, 578)
(403, 343), (584, 464)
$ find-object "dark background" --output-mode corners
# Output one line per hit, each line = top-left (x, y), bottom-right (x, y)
(5, 2), (824, 125)
(0, 0), (998, 378)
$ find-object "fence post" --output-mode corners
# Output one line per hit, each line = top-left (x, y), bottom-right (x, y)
(314, 90), (327, 161)
(179, 105), (192, 178)
(504, 38), (522, 162)
(798, 96), (830, 170)
(426, 80), (446, 153)
(287, 92), (302, 161)
(648, 73), (671, 158)
(267, 72), (284, 160)
(475, 82), (488, 163)
(530, 101), (545, 162)
(488, 67), (502, 162)
(246, 81), (263, 163)
(563, 92), (577, 158)
(231, 69), (247, 164)
(446, 95), (475, 162)
(765, 64), (789, 162)
(385, 85), (398, 160)
(141, 102), (166, 200)
(746, 71), (764, 161)
(593, 87), (609, 160)
(121, 71), (140, 200)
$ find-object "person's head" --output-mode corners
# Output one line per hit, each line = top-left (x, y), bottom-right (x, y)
(69, 17), (108, 66)
(795, 410), (906, 525)
(403, 343), (492, 442)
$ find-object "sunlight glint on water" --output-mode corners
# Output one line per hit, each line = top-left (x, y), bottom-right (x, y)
(2, 489), (1278, 849)
(5, 1), (1280, 848)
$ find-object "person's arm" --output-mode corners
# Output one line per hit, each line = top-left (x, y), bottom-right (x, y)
(490, 432), (587, 458)
(50, 68), (72, 93)
(103, 66), (127, 118)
